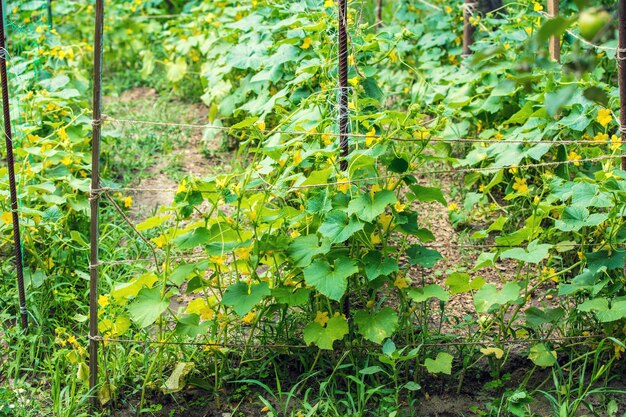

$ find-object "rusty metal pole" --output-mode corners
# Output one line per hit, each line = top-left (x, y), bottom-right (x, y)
(0, 0), (27, 330)
(376, 0), (383, 28)
(548, 0), (560, 62)
(338, 0), (349, 171)
(462, 0), (476, 57)
(89, 0), (104, 404)
(616, 0), (626, 294)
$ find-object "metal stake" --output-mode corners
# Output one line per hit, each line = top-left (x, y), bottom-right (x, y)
(338, 0), (349, 171)
(0, 0), (27, 330)
(548, 0), (560, 62)
(89, 0), (104, 404)
(620, 0), (626, 171)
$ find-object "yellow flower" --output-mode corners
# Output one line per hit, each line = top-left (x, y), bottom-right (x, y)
(61, 156), (72, 166)
(567, 150), (581, 166)
(596, 108), (613, 127)
(533, 2), (543, 12)
(508, 165), (518, 174)
(394, 201), (406, 212)
(1, 211), (12, 224)
(314, 311), (329, 327)
(210, 255), (227, 267)
(337, 177), (350, 194)
(322, 133), (333, 146)
(98, 295), (110, 308)
(379, 213), (393, 230)
(301, 37), (313, 50)
(512, 177), (528, 194)
(592, 132), (608, 143)
(370, 232), (381, 245)
(394, 275), (409, 289)
(365, 128), (377, 146)
(323, 0), (333, 7)
(152, 235), (166, 248)
(444, 5), (452, 13)
(293, 149), (303, 166)
(447, 202), (458, 211)
(257, 121), (266, 131)
(242, 311), (256, 325)
(348, 76), (359, 87)
(290, 229), (301, 238)
(389, 50), (397, 63)
(611, 135), (621, 151)
(615, 342), (625, 360)
(123, 196), (133, 208)
(234, 246), (252, 260)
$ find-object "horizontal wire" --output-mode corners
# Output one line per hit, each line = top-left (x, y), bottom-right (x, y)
(90, 153), (626, 196)
(89, 333), (606, 349)
(102, 116), (620, 146)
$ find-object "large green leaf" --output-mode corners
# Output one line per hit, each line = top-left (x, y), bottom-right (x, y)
(288, 235), (331, 268)
(474, 283), (521, 313)
(578, 298), (626, 322)
(406, 245), (442, 268)
(303, 316), (349, 350)
(408, 284), (450, 303)
(363, 251), (398, 281)
(222, 282), (271, 316)
(318, 210), (364, 243)
(500, 240), (552, 264)
(408, 184), (447, 206)
(354, 308), (398, 344)
(528, 344), (557, 367)
(347, 190), (397, 223)
(173, 227), (210, 249)
(445, 272), (485, 294)
(128, 287), (170, 328)
(555, 207), (607, 232)
(303, 257), (358, 300)
(424, 352), (453, 375)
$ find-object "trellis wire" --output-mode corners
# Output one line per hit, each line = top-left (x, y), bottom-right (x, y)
(88, 333), (607, 350)
(0, 1), (27, 330)
(103, 116), (622, 146)
(89, 0), (105, 404)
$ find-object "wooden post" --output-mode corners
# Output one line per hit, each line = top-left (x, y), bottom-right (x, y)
(548, 0), (560, 62)
(89, 0), (104, 405)
(462, 0), (476, 56)
(616, 0), (626, 170)
(376, 0), (383, 28)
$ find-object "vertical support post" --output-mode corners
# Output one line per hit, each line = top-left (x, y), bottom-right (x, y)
(617, 0), (626, 170)
(338, 0), (349, 171)
(0, 0), (27, 330)
(462, 0), (476, 57)
(376, 0), (383, 28)
(47, 0), (53, 29)
(89, 0), (104, 404)
(548, 0), (560, 62)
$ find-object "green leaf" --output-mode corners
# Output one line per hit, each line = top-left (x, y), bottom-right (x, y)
(136, 215), (171, 231)
(303, 316), (349, 350)
(445, 272), (485, 294)
(318, 210), (364, 243)
(161, 362), (194, 394)
(474, 283), (521, 313)
(354, 308), (398, 344)
(287, 235), (331, 268)
(303, 257), (358, 301)
(363, 251), (398, 281)
(128, 287), (170, 328)
(271, 287), (311, 306)
(166, 57), (188, 82)
(528, 344), (557, 367)
(222, 282), (271, 316)
(500, 240), (552, 264)
(555, 207), (607, 232)
(347, 190), (397, 223)
(407, 284), (450, 303)
(578, 298), (626, 322)
(424, 352), (453, 375)
(173, 227), (210, 249)
(168, 263), (196, 286)
(406, 245), (442, 268)
(408, 184), (447, 206)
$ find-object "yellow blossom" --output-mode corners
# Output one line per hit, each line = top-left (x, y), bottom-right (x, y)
(290, 229), (301, 238)
(592, 132), (608, 143)
(61, 156), (72, 166)
(1, 211), (12, 224)
(389, 50), (397, 63)
(394, 201), (406, 212)
(567, 150), (581, 166)
(348, 76), (359, 87)
(323, 0), (333, 7)
(242, 311), (256, 325)
(615, 342), (625, 360)
(152, 235), (167, 248)
(98, 295), (110, 308)
(394, 275), (409, 289)
(123, 196), (133, 208)
(370, 184), (382, 195)
(370, 232), (381, 245)
(322, 133), (333, 146)
(447, 202), (458, 211)
(234, 246), (252, 260)
(533, 2), (543, 12)
(210, 255), (227, 267)
(293, 149), (303, 166)
(512, 177), (528, 194)
(337, 177), (350, 194)
(379, 213), (393, 230)
(444, 5), (452, 13)
(301, 37), (313, 50)
(611, 135), (621, 151)
(257, 121), (266, 131)
(596, 108), (613, 127)
(314, 311), (329, 327)
(365, 128), (377, 146)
